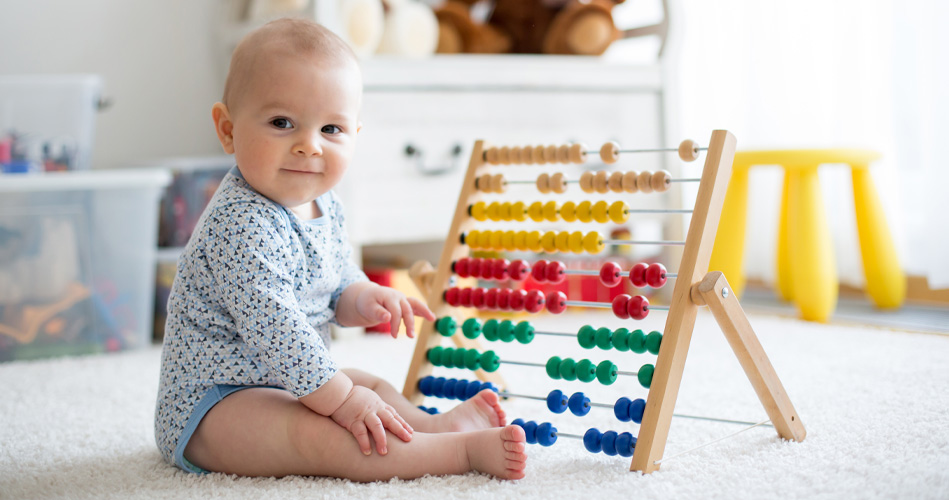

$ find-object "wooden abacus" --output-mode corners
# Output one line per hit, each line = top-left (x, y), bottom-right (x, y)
(402, 130), (806, 473)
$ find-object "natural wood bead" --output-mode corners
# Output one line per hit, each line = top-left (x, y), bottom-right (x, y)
(651, 170), (672, 192)
(637, 170), (654, 193)
(536, 173), (551, 194)
(579, 171), (595, 193)
(499, 146), (511, 165)
(478, 173), (493, 192)
(622, 171), (639, 193)
(550, 173), (568, 193)
(522, 146), (534, 165)
(511, 146), (522, 164)
(568, 143), (587, 164)
(678, 139), (699, 162)
(594, 170), (610, 193)
(545, 145), (558, 163)
(608, 171), (624, 193)
(600, 141), (620, 164)
(533, 145), (547, 165)
(557, 145), (570, 164)
(485, 147), (499, 165)
(491, 173), (507, 193)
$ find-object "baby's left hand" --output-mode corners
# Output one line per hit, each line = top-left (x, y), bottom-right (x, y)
(355, 284), (435, 338)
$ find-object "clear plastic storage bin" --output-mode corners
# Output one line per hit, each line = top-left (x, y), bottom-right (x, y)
(0, 169), (170, 361)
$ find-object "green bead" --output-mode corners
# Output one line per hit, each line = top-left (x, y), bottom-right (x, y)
(576, 358), (597, 382)
(577, 325), (597, 349)
(559, 358), (578, 381)
(482, 319), (500, 341)
(546, 356), (563, 380)
(462, 318), (482, 339)
(452, 347), (467, 368)
(596, 360), (618, 385)
(440, 347), (456, 368)
(436, 316), (458, 337)
(628, 329), (647, 354)
(595, 327), (613, 350)
(464, 348), (481, 370)
(514, 321), (535, 344)
(638, 363), (655, 388)
(498, 320), (516, 343)
(427, 346), (444, 365)
(611, 328), (631, 352)
(645, 331), (663, 355)
(480, 350), (500, 372)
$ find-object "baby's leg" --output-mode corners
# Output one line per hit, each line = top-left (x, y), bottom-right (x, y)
(343, 368), (505, 433)
(184, 387), (528, 481)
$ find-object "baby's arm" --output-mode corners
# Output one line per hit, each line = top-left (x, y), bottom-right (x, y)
(299, 370), (413, 456)
(335, 282), (436, 338)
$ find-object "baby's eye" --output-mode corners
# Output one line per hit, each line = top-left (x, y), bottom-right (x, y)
(321, 124), (342, 134)
(271, 118), (293, 129)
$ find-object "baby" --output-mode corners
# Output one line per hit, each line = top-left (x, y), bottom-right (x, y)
(154, 18), (527, 481)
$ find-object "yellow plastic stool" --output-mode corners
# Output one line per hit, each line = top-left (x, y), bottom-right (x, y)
(709, 149), (905, 322)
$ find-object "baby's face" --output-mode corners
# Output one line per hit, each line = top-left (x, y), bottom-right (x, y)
(227, 53), (362, 212)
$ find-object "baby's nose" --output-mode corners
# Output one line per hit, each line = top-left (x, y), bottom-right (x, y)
(293, 134), (323, 156)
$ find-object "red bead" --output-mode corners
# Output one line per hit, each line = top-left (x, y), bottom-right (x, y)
(444, 287), (460, 306)
(531, 260), (549, 282)
(468, 258), (482, 279)
(509, 289), (527, 310)
(459, 287), (473, 307)
(454, 257), (470, 278)
(545, 261), (567, 284)
(493, 259), (510, 280)
(525, 290), (546, 313)
(546, 291), (568, 314)
(612, 294), (631, 319)
(599, 261), (623, 287)
(627, 295), (650, 320)
(508, 259), (530, 281)
(471, 287), (486, 309)
(629, 263), (649, 288)
(645, 263), (667, 288)
(497, 288), (512, 310)
(485, 288), (499, 309)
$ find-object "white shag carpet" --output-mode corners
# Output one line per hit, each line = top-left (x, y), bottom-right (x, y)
(2, 310), (948, 500)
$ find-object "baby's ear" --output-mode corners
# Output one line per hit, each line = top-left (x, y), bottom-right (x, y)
(356, 121), (362, 134)
(211, 102), (235, 154)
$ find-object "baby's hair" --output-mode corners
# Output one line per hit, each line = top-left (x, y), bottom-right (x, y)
(222, 17), (358, 110)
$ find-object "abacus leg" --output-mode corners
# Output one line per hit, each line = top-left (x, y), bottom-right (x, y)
(697, 272), (806, 442)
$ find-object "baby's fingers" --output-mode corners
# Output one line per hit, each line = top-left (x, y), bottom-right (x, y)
(383, 407), (413, 442)
(399, 298), (415, 338)
(366, 413), (389, 455)
(408, 297), (436, 322)
(350, 420), (372, 456)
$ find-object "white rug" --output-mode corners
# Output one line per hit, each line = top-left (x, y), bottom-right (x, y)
(2, 310), (948, 500)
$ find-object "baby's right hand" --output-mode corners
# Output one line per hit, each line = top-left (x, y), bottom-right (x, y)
(330, 386), (413, 455)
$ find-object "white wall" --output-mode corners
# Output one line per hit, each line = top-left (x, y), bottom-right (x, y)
(0, 0), (226, 169)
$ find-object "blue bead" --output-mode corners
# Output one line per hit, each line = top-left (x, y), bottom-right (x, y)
(418, 376), (434, 396)
(601, 431), (618, 456)
(454, 379), (470, 400)
(630, 398), (646, 424)
(583, 428), (603, 453)
(427, 406), (440, 415)
(431, 377), (447, 398)
(512, 418), (525, 428)
(443, 379), (458, 400)
(614, 397), (632, 422)
(464, 380), (482, 400)
(615, 432), (636, 457)
(568, 392), (591, 416)
(546, 390), (568, 414)
(523, 420), (539, 445)
(536, 422), (558, 447)
(481, 382), (499, 393)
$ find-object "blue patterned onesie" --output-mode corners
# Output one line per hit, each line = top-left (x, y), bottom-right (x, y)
(154, 166), (367, 473)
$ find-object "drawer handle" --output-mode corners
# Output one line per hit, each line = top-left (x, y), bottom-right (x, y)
(404, 143), (463, 176)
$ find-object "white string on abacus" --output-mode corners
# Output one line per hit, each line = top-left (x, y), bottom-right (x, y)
(653, 419), (773, 466)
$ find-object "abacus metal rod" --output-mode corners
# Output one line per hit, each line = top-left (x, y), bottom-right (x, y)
(602, 239), (686, 246)
(625, 208), (694, 214)
(554, 431), (584, 440)
(531, 330), (578, 338)
(564, 300), (670, 311)
(501, 360), (641, 378)
(565, 269), (679, 279)
(504, 178), (702, 185)
(583, 147), (709, 155)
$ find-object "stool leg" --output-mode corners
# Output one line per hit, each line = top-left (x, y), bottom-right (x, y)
(851, 165), (906, 308)
(786, 168), (838, 322)
(776, 170), (794, 301)
(710, 167), (749, 296)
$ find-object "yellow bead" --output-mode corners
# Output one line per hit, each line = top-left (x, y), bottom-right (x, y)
(576, 201), (593, 223)
(511, 201), (527, 222)
(499, 202), (512, 221)
(526, 231), (543, 252)
(569, 231), (585, 253)
(502, 230), (516, 251)
(609, 201), (629, 223)
(466, 230), (481, 249)
(541, 231), (558, 253)
(490, 230), (504, 250)
(514, 230), (529, 251)
(592, 201), (609, 223)
(556, 231), (571, 253)
(561, 201), (577, 222)
(583, 231), (604, 254)
(471, 202), (487, 221)
(528, 201), (545, 223)
(478, 230), (493, 250)
(544, 201), (559, 222)
(486, 202), (501, 222)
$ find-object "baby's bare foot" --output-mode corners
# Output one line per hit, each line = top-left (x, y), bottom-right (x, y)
(465, 425), (528, 480)
(443, 389), (506, 432)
